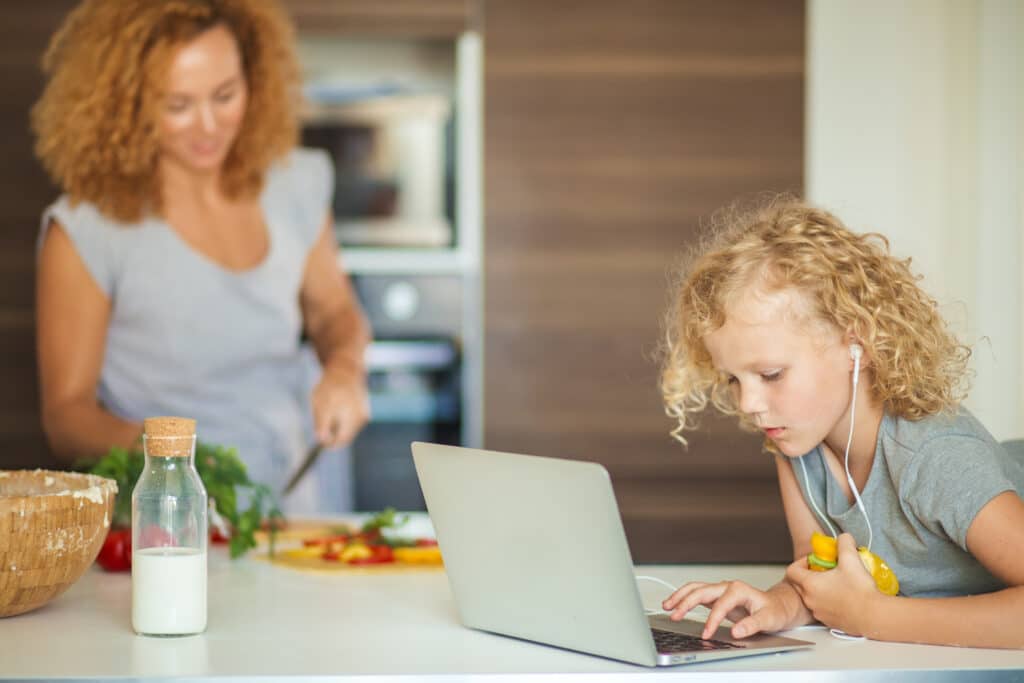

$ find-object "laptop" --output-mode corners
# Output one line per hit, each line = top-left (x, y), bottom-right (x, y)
(411, 442), (814, 667)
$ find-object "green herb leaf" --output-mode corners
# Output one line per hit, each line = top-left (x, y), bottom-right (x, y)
(83, 441), (282, 560)
(361, 507), (408, 533)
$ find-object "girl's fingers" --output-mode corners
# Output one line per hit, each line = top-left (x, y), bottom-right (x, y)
(731, 613), (764, 639)
(666, 583), (730, 622)
(662, 581), (706, 610)
(701, 585), (751, 638)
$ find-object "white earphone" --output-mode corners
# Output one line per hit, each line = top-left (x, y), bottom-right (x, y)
(799, 341), (874, 550)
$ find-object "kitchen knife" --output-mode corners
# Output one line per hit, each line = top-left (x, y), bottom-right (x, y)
(282, 443), (324, 496)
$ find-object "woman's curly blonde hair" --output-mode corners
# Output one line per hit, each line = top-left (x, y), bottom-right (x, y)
(31, 0), (300, 223)
(660, 197), (972, 446)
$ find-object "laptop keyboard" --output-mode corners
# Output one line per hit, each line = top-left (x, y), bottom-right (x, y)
(651, 628), (744, 653)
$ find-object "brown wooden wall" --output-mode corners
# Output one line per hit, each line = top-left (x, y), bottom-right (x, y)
(482, 0), (805, 562)
(5, 1), (804, 563)
(0, 2), (78, 470)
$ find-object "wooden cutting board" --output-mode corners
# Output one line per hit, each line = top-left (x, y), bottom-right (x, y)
(255, 519), (443, 575)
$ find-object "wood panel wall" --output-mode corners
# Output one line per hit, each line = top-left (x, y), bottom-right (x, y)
(0, 2), (78, 470)
(6, 2), (805, 564)
(281, 0), (472, 38)
(482, 0), (805, 562)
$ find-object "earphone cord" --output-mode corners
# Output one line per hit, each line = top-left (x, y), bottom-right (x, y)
(798, 351), (873, 551)
(799, 455), (837, 537)
(635, 575), (680, 615)
(844, 359), (873, 551)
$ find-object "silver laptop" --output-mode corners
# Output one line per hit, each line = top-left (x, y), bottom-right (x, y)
(411, 442), (814, 667)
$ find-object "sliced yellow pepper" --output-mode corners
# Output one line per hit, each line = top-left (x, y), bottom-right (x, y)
(394, 546), (443, 565)
(339, 543), (373, 563)
(282, 545), (326, 559)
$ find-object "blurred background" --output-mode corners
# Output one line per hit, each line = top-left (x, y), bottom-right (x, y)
(2, 0), (1020, 563)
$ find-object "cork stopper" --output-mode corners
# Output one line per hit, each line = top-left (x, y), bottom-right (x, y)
(143, 417), (196, 457)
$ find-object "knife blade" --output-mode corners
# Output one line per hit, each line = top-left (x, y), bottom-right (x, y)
(283, 443), (324, 496)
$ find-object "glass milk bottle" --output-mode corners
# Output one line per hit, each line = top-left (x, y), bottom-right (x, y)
(131, 416), (208, 636)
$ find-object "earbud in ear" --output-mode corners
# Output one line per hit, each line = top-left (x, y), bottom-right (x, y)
(849, 344), (863, 361)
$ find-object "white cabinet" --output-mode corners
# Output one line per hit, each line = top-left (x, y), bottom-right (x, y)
(294, 31), (483, 509)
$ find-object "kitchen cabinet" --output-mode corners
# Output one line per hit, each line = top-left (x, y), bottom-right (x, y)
(481, 0), (805, 562)
(288, 12), (484, 508)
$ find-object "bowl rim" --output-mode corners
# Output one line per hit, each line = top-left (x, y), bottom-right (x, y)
(0, 469), (118, 501)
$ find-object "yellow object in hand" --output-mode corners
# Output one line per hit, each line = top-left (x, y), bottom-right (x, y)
(807, 532), (899, 595)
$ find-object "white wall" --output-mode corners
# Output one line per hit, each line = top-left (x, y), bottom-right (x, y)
(807, 0), (1023, 440)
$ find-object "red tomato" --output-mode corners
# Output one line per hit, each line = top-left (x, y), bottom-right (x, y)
(260, 517), (288, 532)
(348, 544), (395, 565)
(352, 529), (382, 544)
(302, 534), (348, 547)
(210, 528), (230, 545)
(96, 528), (132, 572)
(138, 525), (175, 548)
(415, 538), (439, 547)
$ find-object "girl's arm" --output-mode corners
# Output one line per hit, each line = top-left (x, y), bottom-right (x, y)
(36, 221), (142, 463)
(299, 215), (372, 446)
(663, 454), (820, 637)
(866, 490), (1024, 648)
(790, 491), (1024, 648)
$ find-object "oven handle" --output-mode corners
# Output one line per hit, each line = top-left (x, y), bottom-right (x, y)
(364, 339), (458, 372)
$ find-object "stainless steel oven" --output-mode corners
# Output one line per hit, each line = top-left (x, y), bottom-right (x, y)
(350, 274), (464, 511)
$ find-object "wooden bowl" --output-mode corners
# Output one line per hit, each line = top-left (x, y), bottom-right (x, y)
(0, 470), (117, 618)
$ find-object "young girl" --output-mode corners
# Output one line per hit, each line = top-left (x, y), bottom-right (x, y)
(659, 199), (1024, 648)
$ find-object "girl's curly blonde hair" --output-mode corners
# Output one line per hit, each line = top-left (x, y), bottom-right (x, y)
(31, 0), (300, 223)
(660, 197), (972, 446)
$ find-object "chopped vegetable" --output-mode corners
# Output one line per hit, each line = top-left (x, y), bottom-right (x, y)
(348, 545), (395, 565)
(81, 442), (283, 563)
(282, 509), (442, 567)
(360, 508), (408, 535)
(393, 546), (442, 565)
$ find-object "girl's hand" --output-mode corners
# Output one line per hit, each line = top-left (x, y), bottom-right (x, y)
(310, 367), (370, 447)
(661, 579), (793, 640)
(786, 533), (883, 635)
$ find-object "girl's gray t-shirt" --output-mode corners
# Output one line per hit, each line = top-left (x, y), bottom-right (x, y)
(40, 148), (350, 513)
(793, 408), (1023, 597)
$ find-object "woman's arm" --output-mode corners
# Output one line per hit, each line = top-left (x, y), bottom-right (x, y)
(36, 221), (142, 463)
(299, 215), (371, 446)
(789, 491), (1024, 648)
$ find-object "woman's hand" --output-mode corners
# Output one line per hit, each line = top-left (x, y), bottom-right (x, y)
(785, 532), (883, 636)
(661, 579), (797, 639)
(310, 366), (370, 448)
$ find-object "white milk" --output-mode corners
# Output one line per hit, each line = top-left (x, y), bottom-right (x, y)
(132, 547), (207, 636)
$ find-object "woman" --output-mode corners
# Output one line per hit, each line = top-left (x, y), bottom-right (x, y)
(31, 0), (371, 513)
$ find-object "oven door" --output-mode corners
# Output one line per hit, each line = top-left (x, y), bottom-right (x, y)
(352, 338), (461, 511)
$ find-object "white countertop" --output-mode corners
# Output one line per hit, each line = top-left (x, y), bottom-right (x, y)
(1, 545), (1022, 681)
